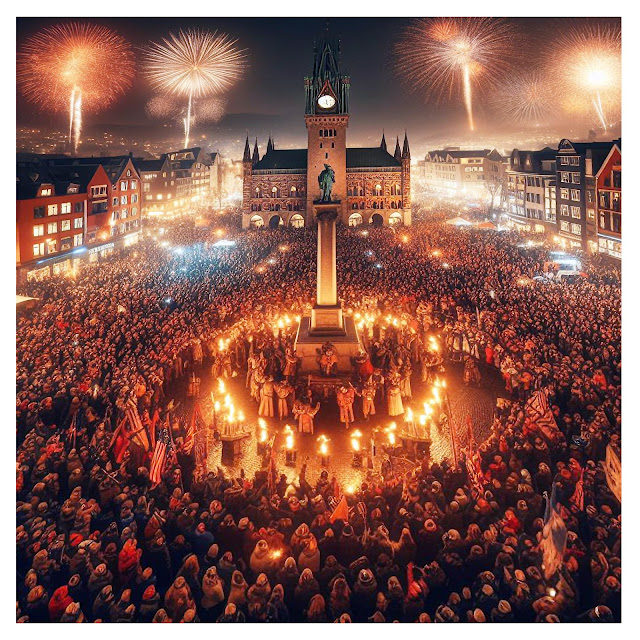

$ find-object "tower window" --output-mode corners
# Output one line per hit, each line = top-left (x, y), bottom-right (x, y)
(319, 130), (323, 137)
(320, 143), (323, 149)
(325, 153), (328, 159)
(332, 143), (335, 148)
(334, 129), (337, 137)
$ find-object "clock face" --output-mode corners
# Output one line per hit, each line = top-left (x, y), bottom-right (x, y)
(317, 94), (336, 110)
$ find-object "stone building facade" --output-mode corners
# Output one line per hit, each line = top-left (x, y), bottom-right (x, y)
(242, 31), (411, 229)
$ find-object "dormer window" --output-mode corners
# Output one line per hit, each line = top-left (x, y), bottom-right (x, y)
(40, 187), (52, 197)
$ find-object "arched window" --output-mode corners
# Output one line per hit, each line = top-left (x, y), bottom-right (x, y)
(269, 215), (284, 228)
(275, 204), (281, 211)
(348, 213), (363, 227)
(391, 184), (400, 195)
(271, 186), (280, 198)
(289, 214), (304, 228)
(374, 184), (382, 196)
(359, 187), (364, 196)
(290, 186), (297, 196)
(352, 202), (358, 210)
(250, 214), (264, 228)
(389, 212), (403, 226)
(360, 202), (365, 209)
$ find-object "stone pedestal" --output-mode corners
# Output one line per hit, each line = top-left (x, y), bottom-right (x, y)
(295, 200), (363, 374)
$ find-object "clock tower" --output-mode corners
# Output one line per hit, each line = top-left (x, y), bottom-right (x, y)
(304, 30), (350, 222)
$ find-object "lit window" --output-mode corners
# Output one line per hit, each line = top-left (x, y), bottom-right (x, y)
(47, 204), (58, 216)
(120, 181), (128, 190)
(40, 188), (52, 196)
(73, 233), (83, 247)
(61, 220), (71, 231)
(33, 242), (44, 256)
(74, 218), (83, 229)
(33, 225), (44, 237)
(47, 222), (58, 234)
(60, 202), (71, 214)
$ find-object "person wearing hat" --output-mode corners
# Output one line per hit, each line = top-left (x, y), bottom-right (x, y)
(60, 601), (85, 623)
(329, 575), (352, 620)
(216, 602), (246, 623)
(227, 570), (249, 609)
(352, 568), (378, 622)
(247, 573), (272, 621)
(294, 568), (320, 621)
(92, 585), (115, 621)
(138, 585), (161, 622)
(164, 575), (196, 622)
(416, 518), (444, 565)
(490, 599), (514, 622)
(264, 583), (289, 623)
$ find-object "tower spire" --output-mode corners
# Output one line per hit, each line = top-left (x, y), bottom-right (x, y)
(243, 134), (251, 162)
(394, 136), (402, 162)
(402, 130), (410, 159)
(380, 131), (387, 152)
(252, 138), (259, 165)
(267, 132), (274, 153)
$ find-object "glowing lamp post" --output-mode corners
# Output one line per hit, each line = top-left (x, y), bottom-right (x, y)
(284, 425), (297, 466)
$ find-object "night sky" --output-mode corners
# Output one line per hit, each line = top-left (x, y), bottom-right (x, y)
(16, 17), (621, 153)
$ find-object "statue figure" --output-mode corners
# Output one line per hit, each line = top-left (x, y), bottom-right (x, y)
(318, 164), (336, 202)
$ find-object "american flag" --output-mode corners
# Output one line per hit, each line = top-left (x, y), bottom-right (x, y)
(150, 428), (169, 486)
(125, 398), (150, 451)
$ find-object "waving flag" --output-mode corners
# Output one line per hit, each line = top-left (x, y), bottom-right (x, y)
(150, 428), (169, 486)
(329, 495), (349, 524)
(525, 389), (560, 441)
(539, 485), (568, 580)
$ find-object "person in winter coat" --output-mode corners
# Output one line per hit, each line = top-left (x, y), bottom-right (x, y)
(298, 536), (321, 574)
(164, 576), (195, 622)
(92, 585), (115, 621)
(118, 538), (142, 586)
(336, 525), (362, 567)
(247, 573), (271, 621)
(48, 585), (73, 622)
(250, 539), (278, 578)
(227, 570), (248, 609)
(294, 568), (320, 617)
(352, 568), (378, 621)
(217, 602), (246, 623)
(306, 593), (328, 622)
(200, 566), (225, 620)
(329, 575), (352, 619)
(265, 583), (289, 622)
(139, 585), (161, 622)
(276, 556), (300, 609)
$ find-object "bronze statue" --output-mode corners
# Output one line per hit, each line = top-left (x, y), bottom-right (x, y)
(318, 163), (335, 202)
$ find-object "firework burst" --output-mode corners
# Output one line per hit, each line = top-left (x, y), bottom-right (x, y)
(143, 29), (246, 147)
(492, 70), (557, 126)
(549, 22), (621, 130)
(17, 22), (135, 152)
(395, 17), (516, 131)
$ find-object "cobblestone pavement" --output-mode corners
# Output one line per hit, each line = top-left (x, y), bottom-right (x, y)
(194, 360), (505, 489)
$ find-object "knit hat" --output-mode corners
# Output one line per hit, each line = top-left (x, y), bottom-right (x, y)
(498, 600), (511, 614)
(358, 569), (374, 585)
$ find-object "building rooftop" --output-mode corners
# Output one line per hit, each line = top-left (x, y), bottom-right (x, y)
(252, 146), (402, 171)
(346, 147), (402, 169)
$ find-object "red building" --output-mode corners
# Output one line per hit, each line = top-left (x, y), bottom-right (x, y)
(16, 162), (88, 281)
(16, 154), (143, 282)
(595, 143), (622, 260)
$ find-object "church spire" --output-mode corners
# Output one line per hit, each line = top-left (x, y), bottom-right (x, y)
(402, 131), (411, 159)
(380, 131), (387, 152)
(252, 138), (259, 165)
(394, 136), (402, 162)
(243, 134), (251, 162)
(267, 133), (274, 153)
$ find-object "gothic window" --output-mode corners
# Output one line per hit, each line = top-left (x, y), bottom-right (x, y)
(290, 214), (304, 228)
(250, 215), (264, 228)
(271, 186), (280, 198)
(374, 184), (382, 196)
(349, 213), (363, 227)
(290, 186), (297, 196)
(319, 130), (323, 137)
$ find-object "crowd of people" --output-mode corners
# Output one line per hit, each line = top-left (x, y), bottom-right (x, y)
(16, 208), (621, 622)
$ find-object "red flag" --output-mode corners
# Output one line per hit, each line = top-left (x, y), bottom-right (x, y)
(329, 495), (349, 524)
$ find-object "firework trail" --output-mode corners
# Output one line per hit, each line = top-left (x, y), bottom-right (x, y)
(548, 21), (621, 129)
(18, 22), (135, 153)
(143, 29), (246, 148)
(395, 17), (516, 131)
(492, 70), (557, 126)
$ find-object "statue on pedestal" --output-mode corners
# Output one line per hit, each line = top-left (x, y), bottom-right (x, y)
(318, 164), (335, 202)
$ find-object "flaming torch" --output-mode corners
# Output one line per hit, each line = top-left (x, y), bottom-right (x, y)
(351, 429), (363, 467)
(317, 434), (330, 467)
(284, 425), (297, 466)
